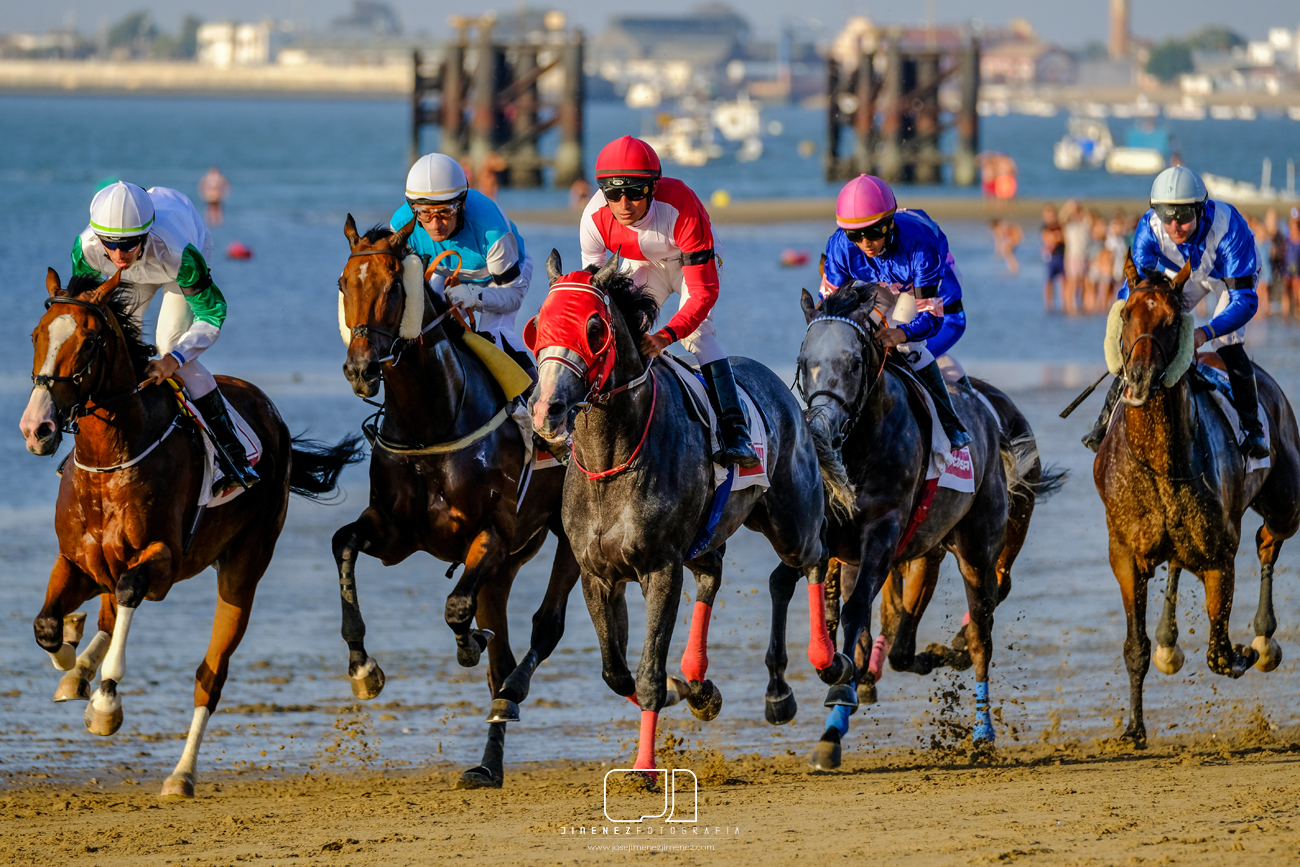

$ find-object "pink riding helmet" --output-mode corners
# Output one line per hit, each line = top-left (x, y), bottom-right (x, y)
(836, 175), (897, 229)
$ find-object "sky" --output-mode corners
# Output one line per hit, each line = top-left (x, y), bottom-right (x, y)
(0, 0), (1293, 47)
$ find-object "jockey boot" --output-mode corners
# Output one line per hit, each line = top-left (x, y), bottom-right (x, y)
(1082, 377), (1125, 453)
(194, 390), (260, 496)
(914, 360), (972, 451)
(1218, 344), (1269, 460)
(701, 359), (761, 469)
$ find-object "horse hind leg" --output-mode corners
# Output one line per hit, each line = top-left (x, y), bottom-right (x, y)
(1251, 525), (1284, 672)
(1153, 565), (1186, 675)
(763, 561), (800, 726)
(332, 513), (398, 700)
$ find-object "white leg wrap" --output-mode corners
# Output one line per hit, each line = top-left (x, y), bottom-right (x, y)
(171, 707), (211, 780)
(101, 605), (136, 684)
(49, 644), (77, 671)
(77, 630), (112, 676)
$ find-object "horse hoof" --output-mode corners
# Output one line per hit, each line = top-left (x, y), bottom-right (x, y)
(62, 611), (87, 647)
(454, 766), (502, 790)
(973, 723), (996, 745)
(348, 656), (386, 700)
(160, 773), (195, 799)
(823, 683), (859, 712)
(1252, 636), (1283, 673)
(1153, 643), (1185, 675)
(486, 698), (520, 724)
(808, 739), (841, 772)
(84, 700), (122, 737)
(926, 642), (971, 672)
(816, 652), (855, 686)
(53, 673), (91, 702)
(1120, 726), (1147, 750)
(857, 677), (878, 706)
(456, 629), (495, 668)
(765, 690), (797, 726)
(687, 680), (723, 722)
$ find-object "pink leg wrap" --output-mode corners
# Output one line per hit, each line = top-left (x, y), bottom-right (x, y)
(634, 710), (658, 770)
(962, 611), (971, 627)
(680, 602), (712, 683)
(807, 583), (836, 671)
(626, 694), (641, 708)
(868, 634), (891, 681)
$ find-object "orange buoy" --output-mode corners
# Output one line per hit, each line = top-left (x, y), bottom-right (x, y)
(226, 242), (253, 260)
(779, 248), (809, 268)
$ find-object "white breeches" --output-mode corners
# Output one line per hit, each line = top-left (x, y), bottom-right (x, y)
(878, 290), (935, 371)
(621, 257), (724, 365)
(121, 281), (218, 398)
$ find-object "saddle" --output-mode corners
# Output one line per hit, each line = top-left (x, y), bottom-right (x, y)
(168, 381), (263, 507)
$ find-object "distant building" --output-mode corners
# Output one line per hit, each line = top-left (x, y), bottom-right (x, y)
(981, 40), (1077, 86)
(197, 21), (282, 67)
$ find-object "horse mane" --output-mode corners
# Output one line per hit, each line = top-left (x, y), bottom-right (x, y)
(821, 280), (878, 319)
(587, 264), (661, 341)
(64, 274), (154, 378)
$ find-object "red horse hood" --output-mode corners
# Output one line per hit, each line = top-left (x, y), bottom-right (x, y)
(524, 270), (615, 392)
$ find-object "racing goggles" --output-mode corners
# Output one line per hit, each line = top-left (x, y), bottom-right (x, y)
(844, 219), (894, 243)
(599, 178), (654, 203)
(1152, 203), (1200, 226)
(98, 235), (146, 252)
(411, 201), (462, 221)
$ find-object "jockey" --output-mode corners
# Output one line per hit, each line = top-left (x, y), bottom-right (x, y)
(71, 181), (258, 494)
(391, 153), (535, 374)
(579, 135), (759, 469)
(821, 175), (972, 450)
(1082, 165), (1266, 458)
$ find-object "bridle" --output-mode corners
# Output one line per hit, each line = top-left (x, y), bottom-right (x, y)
(343, 247), (457, 366)
(1118, 284), (1182, 402)
(797, 308), (889, 436)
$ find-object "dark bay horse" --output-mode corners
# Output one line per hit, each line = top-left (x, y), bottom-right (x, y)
(333, 217), (580, 788)
(796, 282), (1012, 769)
(19, 268), (361, 798)
(528, 252), (850, 770)
(1096, 255), (1300, 747)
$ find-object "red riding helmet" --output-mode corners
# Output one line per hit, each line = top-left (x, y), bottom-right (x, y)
(594, 136), (662, 179)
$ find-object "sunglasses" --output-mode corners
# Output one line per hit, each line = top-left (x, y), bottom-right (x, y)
(412, 202), (461, 220)
(99, 235), (145, 252)
(600, 182), (652, 203)
(1153, 204), (1198, 226)
(844, 220), (893, 243)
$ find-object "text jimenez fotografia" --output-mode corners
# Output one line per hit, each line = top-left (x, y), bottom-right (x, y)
(555, 769), (740, 837)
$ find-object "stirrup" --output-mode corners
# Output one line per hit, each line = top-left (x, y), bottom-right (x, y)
(1081, 425), (1106, 453)
(946, 426), (972, 451)
(1242, 432), (1269, 460)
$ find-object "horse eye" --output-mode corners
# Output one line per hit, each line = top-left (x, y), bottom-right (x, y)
(851, 356), (862, 371)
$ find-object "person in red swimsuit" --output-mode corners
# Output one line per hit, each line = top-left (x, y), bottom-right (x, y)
(579, 135), (758, 468)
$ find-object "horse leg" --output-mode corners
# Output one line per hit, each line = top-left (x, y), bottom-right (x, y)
(1202, 565), (1258, 678)
(680, 547), (724, 721)
(764, 561), (800, 726)
(950, 536), (1000, 746)
(1251, 525), (1285, 672)
(446, 527), (511, 667)
(1112, 547), (1153, 748)
(836, 561), (882, 705)
(580, 576), (636, 701)
(824, 559), (843, 643)
(33, 556), (103, 699)
(1153, 565), (1186, 675)
(631, 563), (684, 771)
(88, 543), (171, 737)
(887, 553), (949, 675)
(333, 509), (412, 700)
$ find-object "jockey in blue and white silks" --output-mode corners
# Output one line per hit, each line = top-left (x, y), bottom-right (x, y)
(822, 175), (970, 450)
(391, 153), (534, 368)
(1082, 165), (1266, 458)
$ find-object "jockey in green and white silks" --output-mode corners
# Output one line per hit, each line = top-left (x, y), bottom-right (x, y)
(389, 153), (535, 371)
(71, 181), (258, 493)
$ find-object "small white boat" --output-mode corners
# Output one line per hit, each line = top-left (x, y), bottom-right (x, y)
(711, 92), (761, 142)
(625, 82), (661, 109)
(1209, 104), (1235, 120)
(735, 136), (763, 163)
(1053, 116), (1113, 170)
(1203, 158), (1299, 205)
(641, 116), (720, 167)
(1236, 105), (1257, 121)
(1289, 106), (1300, 121)
(1105, 148), (1166, 175)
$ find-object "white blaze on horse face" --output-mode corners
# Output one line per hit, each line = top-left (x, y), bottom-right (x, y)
(532, 361), (571, 435)
(337, 292), (352, 346)
(358, 262), (368, 281)
(20, 314), (77, 449)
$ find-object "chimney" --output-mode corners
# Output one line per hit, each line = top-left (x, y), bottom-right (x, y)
(1109, 0), (1130, 59)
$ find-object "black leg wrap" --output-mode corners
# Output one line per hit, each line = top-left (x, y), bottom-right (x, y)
(702, 359), (761, 469)
(914, 360), (971, 450)
(194, 389), (260, 495)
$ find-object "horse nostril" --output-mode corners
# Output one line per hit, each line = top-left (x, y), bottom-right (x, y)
(37, 422), (55, 440)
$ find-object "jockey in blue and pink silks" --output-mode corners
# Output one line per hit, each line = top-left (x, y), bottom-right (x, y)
(1081, 165), (1266, 458)
(821, 174), (971, 450)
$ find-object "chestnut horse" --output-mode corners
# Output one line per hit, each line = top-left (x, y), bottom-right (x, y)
(1096, 255), (1300, 747)
(333, 217), (580, 788)
(19, 268), (361, 798)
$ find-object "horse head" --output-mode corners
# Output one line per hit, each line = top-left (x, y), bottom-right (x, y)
(797, 280), (885, 452)
(526, 250), (625, 444)
(21, 268), (124, 455)
(1116, 253), (1194, 407)
(338, 213), (423, 398)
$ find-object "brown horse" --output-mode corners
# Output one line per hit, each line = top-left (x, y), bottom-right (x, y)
(19, 268), (361, 798)
(1096, 255), (1300, 747)
(333, 217), (580, 788)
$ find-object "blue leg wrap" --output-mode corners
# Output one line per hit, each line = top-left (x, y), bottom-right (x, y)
(825, 701), (852, 738)
(973, 681), (994, 744)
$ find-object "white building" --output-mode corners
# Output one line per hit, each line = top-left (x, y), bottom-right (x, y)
(196, 20), (279, 67)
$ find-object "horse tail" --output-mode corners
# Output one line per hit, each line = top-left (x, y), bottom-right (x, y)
(998, 433), (1068, 505)
(807, 416), (856, 519)
(288, 433), (366, 500)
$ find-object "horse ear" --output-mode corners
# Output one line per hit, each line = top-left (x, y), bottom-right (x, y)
(1122, 249), (1140, 289)
(546, 249), (563, 286)
(594, 253), (621, 287)
(1172, 259), (1192, 291)
(392, 217), (417, 250)
(87, 269), (124, 305)
(344, 214), (361, 248)
(46, 267), (64, 297)
(800, 288), (819, 323)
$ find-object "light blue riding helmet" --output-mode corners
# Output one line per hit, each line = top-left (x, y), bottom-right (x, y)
(1149, 165), (1207, 206)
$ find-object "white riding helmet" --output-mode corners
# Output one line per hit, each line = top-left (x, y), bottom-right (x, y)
(405, 153), (469, 205)
(1149, 165), (1207, 206)
(89, 181), (155, 240)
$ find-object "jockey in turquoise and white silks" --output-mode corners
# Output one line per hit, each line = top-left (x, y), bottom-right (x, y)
(391, 153), (534, 369)
(822, 174), (971, 450)
(1082, 165), (1267, 458)
(71, 181), (258, 493)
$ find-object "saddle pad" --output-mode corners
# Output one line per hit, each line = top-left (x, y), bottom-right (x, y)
(937, 446), (976, 493)
(658, 354), (770, 493)
(1197, 365), (1272, 473)
(895, 366), (958, 480)
(178, 393), (263, 508)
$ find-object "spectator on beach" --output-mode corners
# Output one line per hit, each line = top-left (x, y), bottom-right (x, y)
(1100, 210), (1130, 309)
(1250, 215), (1273, 317)
(993, 154), (1018, 202)
(568, 177), (591, 210)
(1041, 204), (1065, 312)
(1286, 208), (1300, 317)
(1264, 208), (1287, 316)
(1084, 210), (1110, 313)
(197, 166), (230, 227)
(990, 218), (1023, 275)
(1061, 200), (1090, 315)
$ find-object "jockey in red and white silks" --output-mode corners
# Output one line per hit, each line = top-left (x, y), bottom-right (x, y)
(577, 135), (758, 469)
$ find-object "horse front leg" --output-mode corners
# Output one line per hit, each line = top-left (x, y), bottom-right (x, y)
(1153, 565), (1186, 675)
(954, 553), (999, 745)
(1251, 525), (1285, 672)
(88, 543), (172, 737)
(680, 547), (725, 721)
(631, 563), (684, 771)
(446, 527), (510, 667)
(55, 594), (116, 703)
(763, 561), (800, 726)
(33, 556), (107, 701)
(581, 576), (636, 702)
(1203, 564), (1257, 678)
(1112, 546), (1153, 748)
(333, 509), (409, 700)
